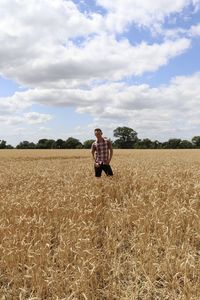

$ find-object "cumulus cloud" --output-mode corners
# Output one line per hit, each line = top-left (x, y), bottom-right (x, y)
(89, 72), (200, 139)
(154, 22), (200, 39)
(2, 73), (200, 140)
(189, 23), (200, 36)
(24, 112), (53, 124)
(0, 0), (102, 86)
(0, 0), (194, 88)
(0, 90), (34, 115)
(0, 0), (103, 42)
(0, 112), (52, 125)
(96, 0), (200, 31)
(0, 0), (199, 142)
(0, 33), (191, 87)
(3, 70), (199, 116)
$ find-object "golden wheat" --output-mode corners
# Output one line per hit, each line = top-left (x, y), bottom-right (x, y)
(0, 149), (200, 299)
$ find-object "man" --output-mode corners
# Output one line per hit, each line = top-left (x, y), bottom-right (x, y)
(91, 128), (113, 177)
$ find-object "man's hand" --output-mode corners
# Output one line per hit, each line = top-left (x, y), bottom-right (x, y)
(94, 162), (100, 168)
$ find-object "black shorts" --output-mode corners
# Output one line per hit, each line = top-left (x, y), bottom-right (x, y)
(94, 163), (113, 177)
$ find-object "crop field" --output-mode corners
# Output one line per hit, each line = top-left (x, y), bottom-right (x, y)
(0, 149), (200, 300)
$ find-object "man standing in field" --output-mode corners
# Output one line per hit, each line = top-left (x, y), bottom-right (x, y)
(91, 128), (113, 177)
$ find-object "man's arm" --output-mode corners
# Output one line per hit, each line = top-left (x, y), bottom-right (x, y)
(108, 141), (113, 164)
(91, 143), (96, 161)
(91, 143), (100, 167)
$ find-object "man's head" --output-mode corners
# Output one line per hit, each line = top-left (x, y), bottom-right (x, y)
(94, 128), (102, 139)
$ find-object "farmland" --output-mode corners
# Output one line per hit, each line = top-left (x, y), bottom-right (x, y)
(0, 149), (200, 299)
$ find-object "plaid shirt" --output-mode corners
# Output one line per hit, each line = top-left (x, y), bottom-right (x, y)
(91, 138), (111, 164)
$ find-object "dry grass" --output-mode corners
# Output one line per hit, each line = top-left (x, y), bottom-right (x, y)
(0, 149), (200, 300)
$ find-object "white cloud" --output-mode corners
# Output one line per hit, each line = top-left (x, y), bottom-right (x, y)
(0, 90), (34, 115)
(24, 112), (53, 124)
(38, 126), (51, 132)
(0, 0), (193, 88)
(0, 112), (52, 125)
(0, 116), (23, 125)
(155, 22), (200, 39)
(1, 72), (200, 140)
(96, 0), (200, 31)
(0, 0), (103, 42)
(189, 23), (200, 36)
(0, 33), (191, 87)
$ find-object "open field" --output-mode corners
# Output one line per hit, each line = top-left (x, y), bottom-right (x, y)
(0, 149), (200, 299)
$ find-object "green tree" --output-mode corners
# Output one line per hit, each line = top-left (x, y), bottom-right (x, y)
(36, 139), (55, 149)
(0, 140), (7, 149)
(113, 127), (138, 148)
(163, 139), (182, 149)
(54, 139), (66, 149)
(191, 136), (200, 148)
(134, 138), (154, 149)
(151, 140), (162, 149)
(179, 140), (193, 149)
(83, 139), (95, 149)
(65, 137), (83, 149)
(36, 139), (48, 149)
(0, 140), (13, 149)
(6, 144), (14, 149)
(16, 141), (36, 149)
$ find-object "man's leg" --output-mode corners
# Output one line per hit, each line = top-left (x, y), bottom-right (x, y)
(102, 164), (113, 176)
(94, 164), (103, 177)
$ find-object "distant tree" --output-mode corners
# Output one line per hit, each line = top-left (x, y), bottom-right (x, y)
(6, 144), (14, 149)
(54, 139), (66, 149)
(134, 138), (154, 149)
(163, 138), (182, 149)
(0, 140), (7, 149)
(133, 139), (140, 149)
(65, 137), (83, 149)
(134, 139), (162, 149)
(151, 140), (162, 149)
(16, 141), (36, 149)
(0, 140), (14, 149)
(83, 139), (95, 149)
(36, 139), (48, 149)
(36, 139), (55, 149)
(191, 136), (200, 148)
(113, 127), (138, 148)
(179, 140), (193, 149)
(46, 139), (56, 149)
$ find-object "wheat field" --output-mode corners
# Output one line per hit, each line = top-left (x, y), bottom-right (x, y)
(0, 149), (200, 300)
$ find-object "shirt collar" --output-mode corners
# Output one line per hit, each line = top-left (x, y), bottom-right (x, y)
(96, 137), (105, 143)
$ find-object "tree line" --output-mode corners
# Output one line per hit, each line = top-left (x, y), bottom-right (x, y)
(1, 127), (200, 149)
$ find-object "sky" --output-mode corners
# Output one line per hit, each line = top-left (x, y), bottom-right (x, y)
(0, 0), (200, 146)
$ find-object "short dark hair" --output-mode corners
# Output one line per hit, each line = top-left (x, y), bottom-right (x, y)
(94, 128), (102, 133)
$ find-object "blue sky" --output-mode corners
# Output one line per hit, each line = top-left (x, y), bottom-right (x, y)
(0, 0), (200, 146)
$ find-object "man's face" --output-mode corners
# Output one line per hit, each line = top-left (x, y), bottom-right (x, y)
(94, 129), (102, 138)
